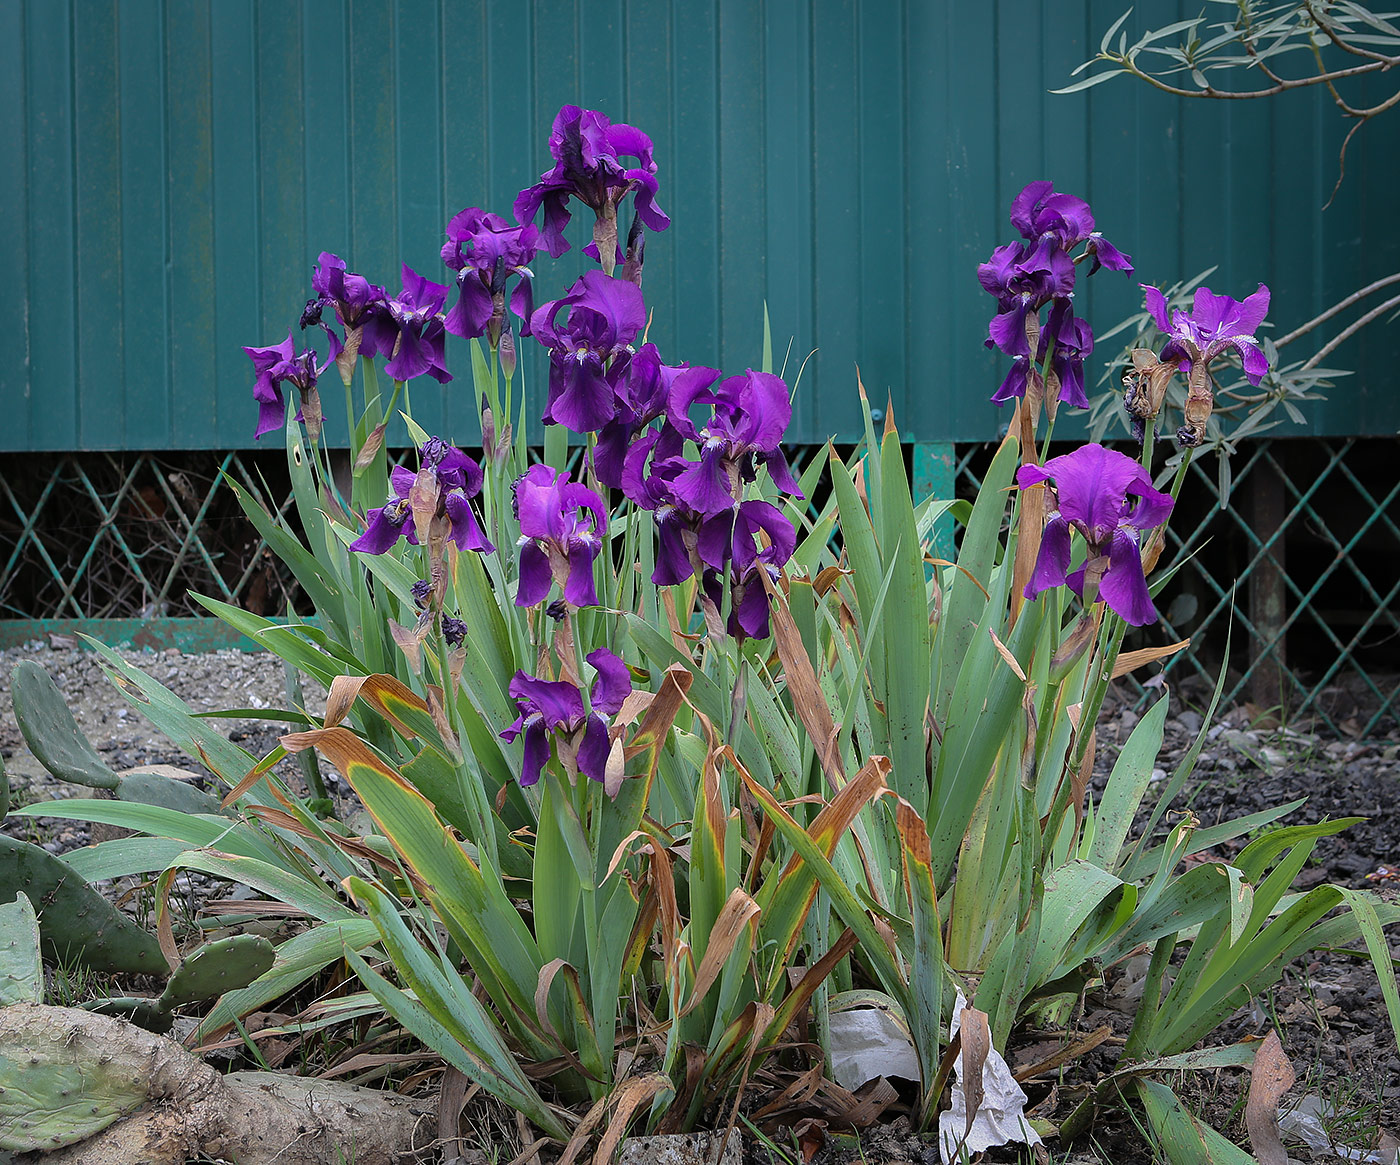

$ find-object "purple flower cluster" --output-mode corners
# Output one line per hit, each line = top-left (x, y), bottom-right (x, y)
(247, 103), (673, 441)
(500, 648), (633, 788)
(979, 181), (1133, 410)
(617, 369), (802, 640)
(301, 255), (452, 385)
(441, 208), (540, 347)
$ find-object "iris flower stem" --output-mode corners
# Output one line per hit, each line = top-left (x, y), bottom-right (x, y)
(343, 365), (359, 461)
(1140, 417), (1157, 472)
(1070, 612), (1128, 776)
(1038, 416), (1057, 465)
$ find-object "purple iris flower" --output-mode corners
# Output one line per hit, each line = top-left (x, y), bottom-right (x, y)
(666, 370), (803, 517)
(500, 648), (633, 788)
(593, 345), (720, 489)
(362, 265), (451, 384)
(1016, 444), (1175, 626)
(514, 105), (670, 260)
(351, 438), (493, 556)
(304, 253), (388, 357)
(1010, 180), (1133, 275)
(530, 270), (647, 433)
(244, 331), (333, 439)
(1142, 283), (1271, 386)
(695, 500), (796, 641)
(622, 429), (700, 586)
(440, 208), (540, 346)
(982, 182), (1132, 409)
(978, 241), (1076, 358)
(513, 464), (609, 608)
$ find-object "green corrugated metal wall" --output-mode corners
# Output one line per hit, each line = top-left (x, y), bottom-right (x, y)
(3, 0), (1398, 453)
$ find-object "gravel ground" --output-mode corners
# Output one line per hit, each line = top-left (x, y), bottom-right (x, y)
(0, 642), (328, 853)
(2, 641), (1398, 1163)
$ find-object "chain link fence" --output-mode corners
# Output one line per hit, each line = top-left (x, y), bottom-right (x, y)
(1, 438), (1396, 736)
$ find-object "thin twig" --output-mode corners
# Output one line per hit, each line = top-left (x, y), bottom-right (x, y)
(1275, 272), (1400, 347)
(1302, 291), (1400, 368)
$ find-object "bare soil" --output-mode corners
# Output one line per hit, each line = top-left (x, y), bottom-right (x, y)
(2, 641), (1397, 1163)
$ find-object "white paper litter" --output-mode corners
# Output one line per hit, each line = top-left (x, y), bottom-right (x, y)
(827, 1006), (920, 1090)
(1278, 1094), (1400, 1165)
(938, 993), (1043, 1164)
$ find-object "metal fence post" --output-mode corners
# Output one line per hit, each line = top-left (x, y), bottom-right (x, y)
(1249, 454), (1287, 713)
(913, 442), (956, 562)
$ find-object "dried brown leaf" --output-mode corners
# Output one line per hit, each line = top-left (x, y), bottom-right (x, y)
(1245, 1030), (1295, 1165)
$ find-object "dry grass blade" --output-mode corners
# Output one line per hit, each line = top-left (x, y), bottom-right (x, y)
(1110, 639), (1191, 679)
(751, 1062), (824, 1121)
(1245, 1030), (1295, 1165)
(680, 889), (761, 1017)
(315, 1051), (436, 1080)
(554, 1090), (613, 1165)
(436, 1065), (473, 1159)
(1012, 1025), (1114, 1082)
(989, 629), (1029, 683)
(591, 1074), (674, 1165)
(760, 570), (844, 786)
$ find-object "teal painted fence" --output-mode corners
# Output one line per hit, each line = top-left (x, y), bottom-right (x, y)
(3, 0), (1398, 453)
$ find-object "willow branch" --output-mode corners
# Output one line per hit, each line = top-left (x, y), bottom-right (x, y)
(1309, 0), (1400, 64)
(1114, 51), (1395, 100)
(1274, 273), (1400, 348)
(1301, 291), (1400, 368)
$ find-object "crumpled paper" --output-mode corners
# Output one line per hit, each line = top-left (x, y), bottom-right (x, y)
(938, 993), (1043, 1164)
(827, 1005), (920, 1091)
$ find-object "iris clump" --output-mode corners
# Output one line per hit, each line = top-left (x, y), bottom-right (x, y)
(219, 101), (1383, 1165)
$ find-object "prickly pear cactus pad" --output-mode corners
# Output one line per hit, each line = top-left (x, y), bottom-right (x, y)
(0, 892), (42, 1005)
(0, 1004), (201, 1151)
(10, 660), (120, 790)
(0, 836), (165, 976)
(160, 933), (275, 1007)
(83, 995), (177, 1034)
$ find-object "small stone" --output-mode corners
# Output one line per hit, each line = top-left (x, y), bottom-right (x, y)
(618, 1133), (743, 1165)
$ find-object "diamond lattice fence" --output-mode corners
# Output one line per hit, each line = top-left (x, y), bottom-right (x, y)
(0, 452), (307, 621)
(1, 439), (1395, 737)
